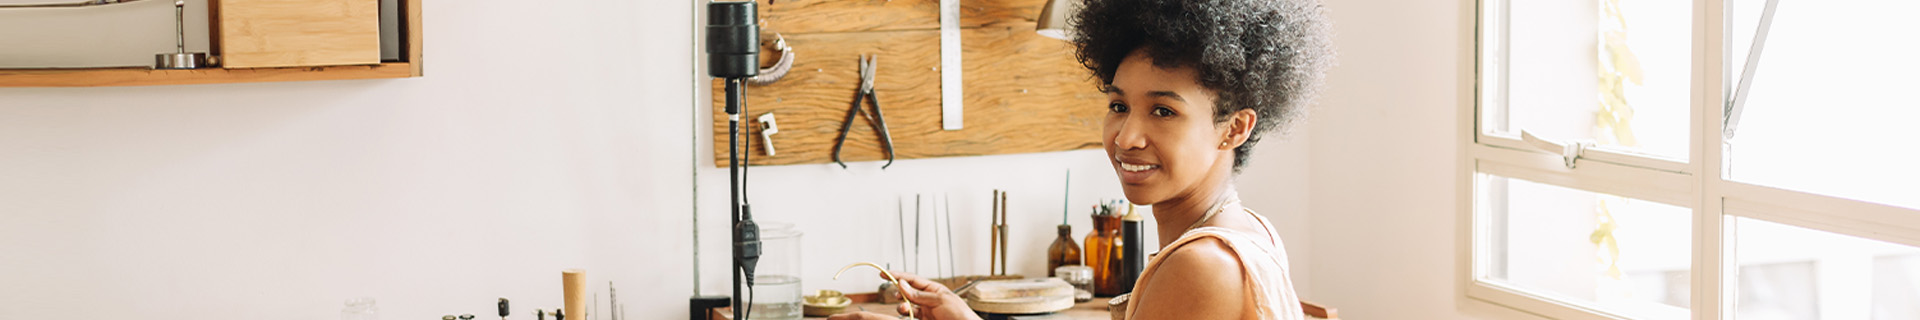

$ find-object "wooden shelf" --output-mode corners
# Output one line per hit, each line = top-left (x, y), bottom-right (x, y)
(0, 0), (422, 88)
(0, 63), (414, 87)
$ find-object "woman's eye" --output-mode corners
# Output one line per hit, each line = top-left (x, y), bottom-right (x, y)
(1151, 106), (1175, 117)
(1109, 102), (1129, 113)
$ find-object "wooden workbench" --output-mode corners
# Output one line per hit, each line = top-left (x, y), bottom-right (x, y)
(706, 291), (1335, 319)
(711, 299), (1116, 320)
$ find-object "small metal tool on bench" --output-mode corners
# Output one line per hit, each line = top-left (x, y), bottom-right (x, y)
(155, 0), (209, 69)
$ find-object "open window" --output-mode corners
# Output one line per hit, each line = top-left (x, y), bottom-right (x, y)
(1469, 0), (1920, 319)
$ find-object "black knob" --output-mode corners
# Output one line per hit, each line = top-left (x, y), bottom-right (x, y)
(498, 298), (510, 318)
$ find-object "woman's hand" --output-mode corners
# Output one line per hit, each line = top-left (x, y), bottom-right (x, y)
(891, 271), (980, 320)
(829, 270), (981, 320)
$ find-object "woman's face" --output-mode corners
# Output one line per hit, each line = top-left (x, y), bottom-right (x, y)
(1103, 49), (1234, 206)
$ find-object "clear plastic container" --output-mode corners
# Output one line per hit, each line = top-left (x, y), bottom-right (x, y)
(750, 222), (802, 320)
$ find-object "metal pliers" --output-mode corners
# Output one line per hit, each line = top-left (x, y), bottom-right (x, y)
(832, 55), (896, 169)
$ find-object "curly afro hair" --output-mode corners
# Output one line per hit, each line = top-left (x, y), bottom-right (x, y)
(1070, 0), (1334, 172)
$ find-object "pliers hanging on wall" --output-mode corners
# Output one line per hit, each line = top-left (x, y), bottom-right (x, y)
(832, 54), (896, 169)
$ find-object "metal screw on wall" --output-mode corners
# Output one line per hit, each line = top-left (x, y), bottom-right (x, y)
(154, 0), (209, 69)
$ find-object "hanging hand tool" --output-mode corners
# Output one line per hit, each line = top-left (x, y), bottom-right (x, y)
(831, 55), (896, 169)
(757, 112), (780, 156)
(747, 34), (796, 85)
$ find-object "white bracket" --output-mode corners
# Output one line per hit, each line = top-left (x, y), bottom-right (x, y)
(1521, 130), (1593, 169)
(938, 0), (964, 130)
(757, 112), (780, 156)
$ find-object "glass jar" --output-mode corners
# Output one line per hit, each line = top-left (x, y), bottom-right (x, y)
(1047, 224), (1082, 277)
(751, 222), (803, 320)
(1086, 214), (1126, 296)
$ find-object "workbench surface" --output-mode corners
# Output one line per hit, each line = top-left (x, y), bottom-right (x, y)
(712, 299), (1114, 320)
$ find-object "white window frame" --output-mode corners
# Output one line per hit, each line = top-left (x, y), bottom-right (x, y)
(1462, 0), (1920, 319)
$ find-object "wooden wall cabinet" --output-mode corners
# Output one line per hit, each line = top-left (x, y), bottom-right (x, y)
(0, 0), (420, 87)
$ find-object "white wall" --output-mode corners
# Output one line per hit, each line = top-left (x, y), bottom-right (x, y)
(0, 1), (695, 319)
(1302, 0), (1545, 319)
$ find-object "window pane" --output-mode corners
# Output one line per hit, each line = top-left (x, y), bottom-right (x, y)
(1724, 0), (1920, 210)
(1734, 218), (1920, 320)
(1489, 0), (1691, 160)
(1480, 175), (1691, 319)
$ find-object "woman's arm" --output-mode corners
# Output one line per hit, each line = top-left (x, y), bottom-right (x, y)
(1130, 237), (1247, 319)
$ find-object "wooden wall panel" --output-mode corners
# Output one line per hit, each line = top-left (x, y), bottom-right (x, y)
(710, 23), (1104, 167)
(218, 0), (382, 68)
(756, 0), (1046, 34)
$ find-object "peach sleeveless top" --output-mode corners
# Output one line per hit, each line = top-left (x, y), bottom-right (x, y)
(1121, 206), (1304, 320)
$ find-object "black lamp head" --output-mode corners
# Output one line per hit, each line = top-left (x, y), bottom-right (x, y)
(706, 1), (760, 79)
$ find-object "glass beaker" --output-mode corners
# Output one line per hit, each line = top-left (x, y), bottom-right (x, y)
(1055, 265), (1095, 302)
(750, 222), (802, 320)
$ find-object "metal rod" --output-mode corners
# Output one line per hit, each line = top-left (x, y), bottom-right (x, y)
(998, 191), (1008, 275)
(915, 194), (923, 275)
(173, 0), (184, 54)
(725, 78), (745, 320)
(898, 196), (909, 271)
(988, 190), (1000, 275)
(944, 193), (956, 278)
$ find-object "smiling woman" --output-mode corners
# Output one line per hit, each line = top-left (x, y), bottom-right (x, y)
(1072, 0), (1334, 319)
(825, 1), (1333, 319)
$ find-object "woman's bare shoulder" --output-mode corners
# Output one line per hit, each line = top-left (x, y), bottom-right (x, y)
(1133, 236), (1247, 319)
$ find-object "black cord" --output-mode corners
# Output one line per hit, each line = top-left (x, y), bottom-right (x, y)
(743, 279), (755, 320)
(741, 83), (751, 206)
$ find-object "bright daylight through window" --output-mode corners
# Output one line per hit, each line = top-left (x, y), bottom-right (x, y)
(1471, 0), (1920, 319)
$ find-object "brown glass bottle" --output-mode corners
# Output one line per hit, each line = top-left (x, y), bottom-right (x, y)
(1087, 214), (1127, 296)
(1047, 224), (1082, 277)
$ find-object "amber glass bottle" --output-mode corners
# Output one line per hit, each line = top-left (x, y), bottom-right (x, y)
(1087, 213), (1126, 296)
(1047, 224), (1082, 277)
